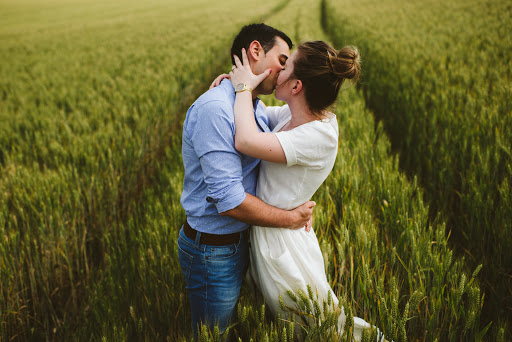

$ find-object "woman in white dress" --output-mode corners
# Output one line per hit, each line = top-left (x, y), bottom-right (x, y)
(213, 41), (384, 340)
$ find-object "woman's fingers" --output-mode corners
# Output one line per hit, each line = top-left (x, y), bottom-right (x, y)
(231, 49), (271, 89)
(209, 73), (230, 89)
(305, 218), (312, 232)
(255, 68), (272, 84)
(233, 49), (251, 70)
(233, 54), (243, 69)
(241, 48), (249, 66)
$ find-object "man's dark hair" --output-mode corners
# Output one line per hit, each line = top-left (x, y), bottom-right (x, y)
(231, 23), (293, 64)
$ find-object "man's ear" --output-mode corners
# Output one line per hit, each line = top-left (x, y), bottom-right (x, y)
(292, 80), (303, 95)
(247, 40), (264, 61)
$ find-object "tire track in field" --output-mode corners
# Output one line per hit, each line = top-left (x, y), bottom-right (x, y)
(317, 0), (491, 339)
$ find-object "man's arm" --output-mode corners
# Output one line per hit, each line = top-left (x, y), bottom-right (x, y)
(220, 193), (315, 230)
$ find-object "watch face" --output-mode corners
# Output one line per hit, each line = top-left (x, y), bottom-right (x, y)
(235, 83), (245, 92)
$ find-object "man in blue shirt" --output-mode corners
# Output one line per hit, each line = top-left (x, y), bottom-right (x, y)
(178, 24), (315, 335)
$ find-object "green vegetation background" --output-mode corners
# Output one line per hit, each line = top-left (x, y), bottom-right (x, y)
(0, 0), (509, 340)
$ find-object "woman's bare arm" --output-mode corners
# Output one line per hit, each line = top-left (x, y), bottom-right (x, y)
(231, 50), (286, 163)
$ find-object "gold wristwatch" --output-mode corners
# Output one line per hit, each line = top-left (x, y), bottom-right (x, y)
(235, 83), (253, 93)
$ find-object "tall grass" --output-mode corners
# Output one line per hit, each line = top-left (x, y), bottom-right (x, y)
(0, 0), (493, 340)
(321, 0), (511, 337)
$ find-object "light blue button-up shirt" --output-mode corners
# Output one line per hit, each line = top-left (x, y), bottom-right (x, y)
(180, 79), (270, 234)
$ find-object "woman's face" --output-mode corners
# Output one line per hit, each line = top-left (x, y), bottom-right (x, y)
(274, 49), (298, 101)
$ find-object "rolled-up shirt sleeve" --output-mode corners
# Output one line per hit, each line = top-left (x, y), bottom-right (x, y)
(190, 100), (247, 213)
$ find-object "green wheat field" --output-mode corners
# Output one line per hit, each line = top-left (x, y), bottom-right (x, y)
(1, 0), (510, 340)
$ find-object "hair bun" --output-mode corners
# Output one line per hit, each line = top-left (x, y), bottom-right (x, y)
(292, 40), (361, 114)
(328, 46), (361, 82)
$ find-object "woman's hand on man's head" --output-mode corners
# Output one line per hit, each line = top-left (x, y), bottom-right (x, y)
(230, 48), (272, 91)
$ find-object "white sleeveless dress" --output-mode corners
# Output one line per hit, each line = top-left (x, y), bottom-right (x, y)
(249, 105), (382, 340)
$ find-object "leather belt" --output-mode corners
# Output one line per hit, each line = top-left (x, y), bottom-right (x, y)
(183, 219), (247, 246)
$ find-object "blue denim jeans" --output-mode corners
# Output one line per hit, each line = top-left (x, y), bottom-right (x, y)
(177, 226), (249, 334)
